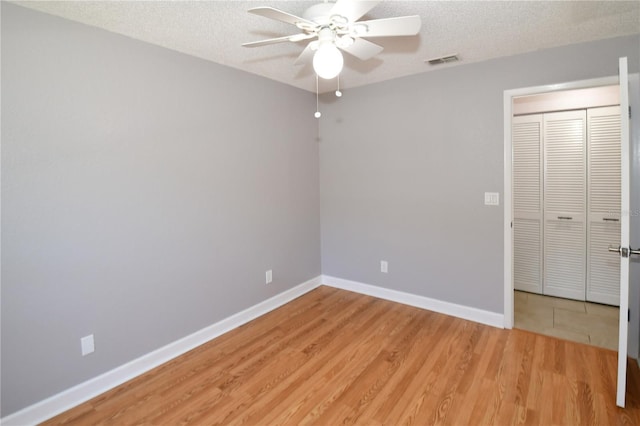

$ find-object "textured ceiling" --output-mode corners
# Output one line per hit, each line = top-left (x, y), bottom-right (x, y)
(11, 1), (640, 93)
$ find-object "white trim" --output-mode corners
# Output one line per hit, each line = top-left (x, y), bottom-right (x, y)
(503, 75), (618, 329)
(1, 276), (322, 426)
(322, 275), (504, 328)
(616, 56), (630, 408)
(504, 89), (514, 329)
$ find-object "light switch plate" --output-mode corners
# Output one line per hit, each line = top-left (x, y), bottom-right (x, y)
(484, 192), (500, 206)
(81, 334), (94, 356)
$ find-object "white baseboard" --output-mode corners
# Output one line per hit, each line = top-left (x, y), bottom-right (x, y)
(1, 276), (322, 426)
(322, 275), (504, 329)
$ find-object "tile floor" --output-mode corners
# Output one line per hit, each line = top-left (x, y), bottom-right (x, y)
(514, 290), (619, 351)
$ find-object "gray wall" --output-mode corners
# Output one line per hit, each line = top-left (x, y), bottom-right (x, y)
(319, 35), (640, 315)
(1, 3), (320, 416)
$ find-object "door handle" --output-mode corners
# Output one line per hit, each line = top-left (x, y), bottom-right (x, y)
(603, 218), (620, 222)
(557, 216), (573, 220)
(609, 245), (640, 257)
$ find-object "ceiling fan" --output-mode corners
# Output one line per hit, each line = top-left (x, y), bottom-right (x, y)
(242, 0), (422, 80)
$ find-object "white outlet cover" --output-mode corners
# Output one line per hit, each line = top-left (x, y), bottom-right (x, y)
(266, 269), (273, 284)
(81, 334), (95, 356)
(381, 261), (388, 273)
(484, 192), (500, 206)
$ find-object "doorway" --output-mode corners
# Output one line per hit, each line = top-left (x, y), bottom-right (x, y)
(504, 74), (640, 347)
(503, 76), (618, 320)
(509, 85), (621, 350)
(504, 59), (637, 408)
(504, 75), (621, 326)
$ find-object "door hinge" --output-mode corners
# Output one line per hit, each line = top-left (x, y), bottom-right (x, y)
(628, 309), (631, 322)
(630, 106), (632, 119)
(511, 221), (513, 229)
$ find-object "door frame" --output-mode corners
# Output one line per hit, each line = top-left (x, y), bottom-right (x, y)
(503, 75), (619, 329)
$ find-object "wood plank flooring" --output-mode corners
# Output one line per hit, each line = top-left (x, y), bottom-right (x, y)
(43, 286), (640, 425)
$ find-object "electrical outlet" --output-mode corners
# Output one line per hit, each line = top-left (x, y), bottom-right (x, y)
(266, 269), (273, 284)
(380, 260), (388, 273)
(81, 334), (94, 356)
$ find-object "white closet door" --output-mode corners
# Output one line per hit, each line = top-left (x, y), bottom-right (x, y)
(543, 110), (587, 300)
(513, 115), (543, 293)
(587, 106), (621, 305)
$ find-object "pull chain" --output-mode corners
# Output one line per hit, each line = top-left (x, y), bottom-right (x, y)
(314, 74), (321, 118)
(336, 73), (342, 97)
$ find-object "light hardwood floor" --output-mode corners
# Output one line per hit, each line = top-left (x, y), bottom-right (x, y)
(44, 286), (640, 425)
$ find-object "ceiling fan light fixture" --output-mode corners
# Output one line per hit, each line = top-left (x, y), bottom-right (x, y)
(313, 42), (343, 79)
(244, 3), (423, 87)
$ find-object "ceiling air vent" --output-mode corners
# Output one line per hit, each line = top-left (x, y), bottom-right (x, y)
(426, 54), (459, 65)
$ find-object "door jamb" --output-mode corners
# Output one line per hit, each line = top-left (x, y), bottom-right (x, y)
(503, 76), (619, 328)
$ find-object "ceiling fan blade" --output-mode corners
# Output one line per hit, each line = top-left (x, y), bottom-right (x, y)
(339, 38), (384, 61)
(242, 33), (314, 48)
(294, 42), (316, 65)
(355, 16), (422, 37)
(330, 0), (381, 22)
(248, 7), (317, 29)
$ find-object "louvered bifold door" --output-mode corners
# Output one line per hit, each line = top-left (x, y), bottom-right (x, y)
(587, 106), (621, 306)
(513, 115), (543, 294)
(543, 110), (587, 301)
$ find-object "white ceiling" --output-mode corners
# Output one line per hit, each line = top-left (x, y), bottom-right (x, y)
(12, 1), (640, 93)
